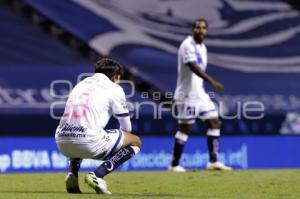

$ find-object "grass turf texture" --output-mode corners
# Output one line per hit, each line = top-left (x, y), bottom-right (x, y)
(0, 170), (299, 199)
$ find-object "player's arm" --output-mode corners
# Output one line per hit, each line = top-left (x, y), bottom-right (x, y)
(186, 62), (223, 91)
(112, 88), (132, 132)
(117, 116), (132, 132)
(182, 42), (223, 91)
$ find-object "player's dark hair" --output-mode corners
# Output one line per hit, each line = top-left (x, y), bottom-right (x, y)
(192, 18), (208, 29)
(95, 57), (124, 79)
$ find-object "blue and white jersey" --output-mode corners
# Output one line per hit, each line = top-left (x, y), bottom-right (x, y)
(174, 36), (208, 101)
(55, 73), (129, 143)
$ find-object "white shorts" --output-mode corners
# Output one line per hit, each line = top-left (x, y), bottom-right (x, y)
(56, 129), (124, 160)
(174, 96), (218, 124)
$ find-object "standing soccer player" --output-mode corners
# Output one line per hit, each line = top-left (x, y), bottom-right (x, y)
(169, 18), (232, 172)
(55, 58), (141, 194)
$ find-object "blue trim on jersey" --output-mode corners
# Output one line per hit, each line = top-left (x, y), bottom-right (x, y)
(115, 112), (130, 117)
(192, 42), (202, 64)
(104, 129), (122, 160)
(199, 109), (217, 116)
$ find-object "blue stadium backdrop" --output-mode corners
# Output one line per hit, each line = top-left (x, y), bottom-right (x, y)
(1, 136), (300, 173)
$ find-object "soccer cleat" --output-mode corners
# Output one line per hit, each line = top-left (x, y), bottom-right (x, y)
(206, 162), (233, 171)
(65, 172), (81, 194)
(168, 165), (187, 173)
(84, 172), (112, 195)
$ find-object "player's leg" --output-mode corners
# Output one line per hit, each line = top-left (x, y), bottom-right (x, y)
(65, 158), (82, 193)
(85, 130), (141, 194)
(67, 158), (82, 177)
(56, 141), (83, 194)
(196, 93), (232, 171)
(169, 102), (195, 172)
(205, 118), (221, 164)
(204, 118), (232, 171)
(169, 123), (192, 172)
(93, 131), (141, 178)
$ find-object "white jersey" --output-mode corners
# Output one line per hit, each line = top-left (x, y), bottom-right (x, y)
(55, 73), (129, 143)
(174, 36), (208, 101)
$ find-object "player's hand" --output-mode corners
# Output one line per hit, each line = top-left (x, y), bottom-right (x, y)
(211, 80), (224, 92)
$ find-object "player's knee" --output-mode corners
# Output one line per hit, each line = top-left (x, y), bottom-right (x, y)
(132, 135), (142, 148)
(178, 123), (192, 134)
(122, 131), (142, 149)
(206, 118), (221, 129)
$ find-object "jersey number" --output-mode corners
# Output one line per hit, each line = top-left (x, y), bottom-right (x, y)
(186, 106), (196, 116)
(62, 93), (90, 119)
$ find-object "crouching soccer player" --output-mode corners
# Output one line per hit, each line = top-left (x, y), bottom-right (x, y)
(55, 58), (141, 194)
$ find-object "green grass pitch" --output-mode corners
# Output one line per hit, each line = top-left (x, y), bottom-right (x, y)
(0, 170), (299, 199)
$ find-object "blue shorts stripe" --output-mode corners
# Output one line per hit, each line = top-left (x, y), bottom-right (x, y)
(115, 113), (130, 117)
(199, 109), (217, 116)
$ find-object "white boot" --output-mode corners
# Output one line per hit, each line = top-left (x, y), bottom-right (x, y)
(207, 162), (233, 171)
(84, 172), (112, 194)
(168, 165), (187, 173)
